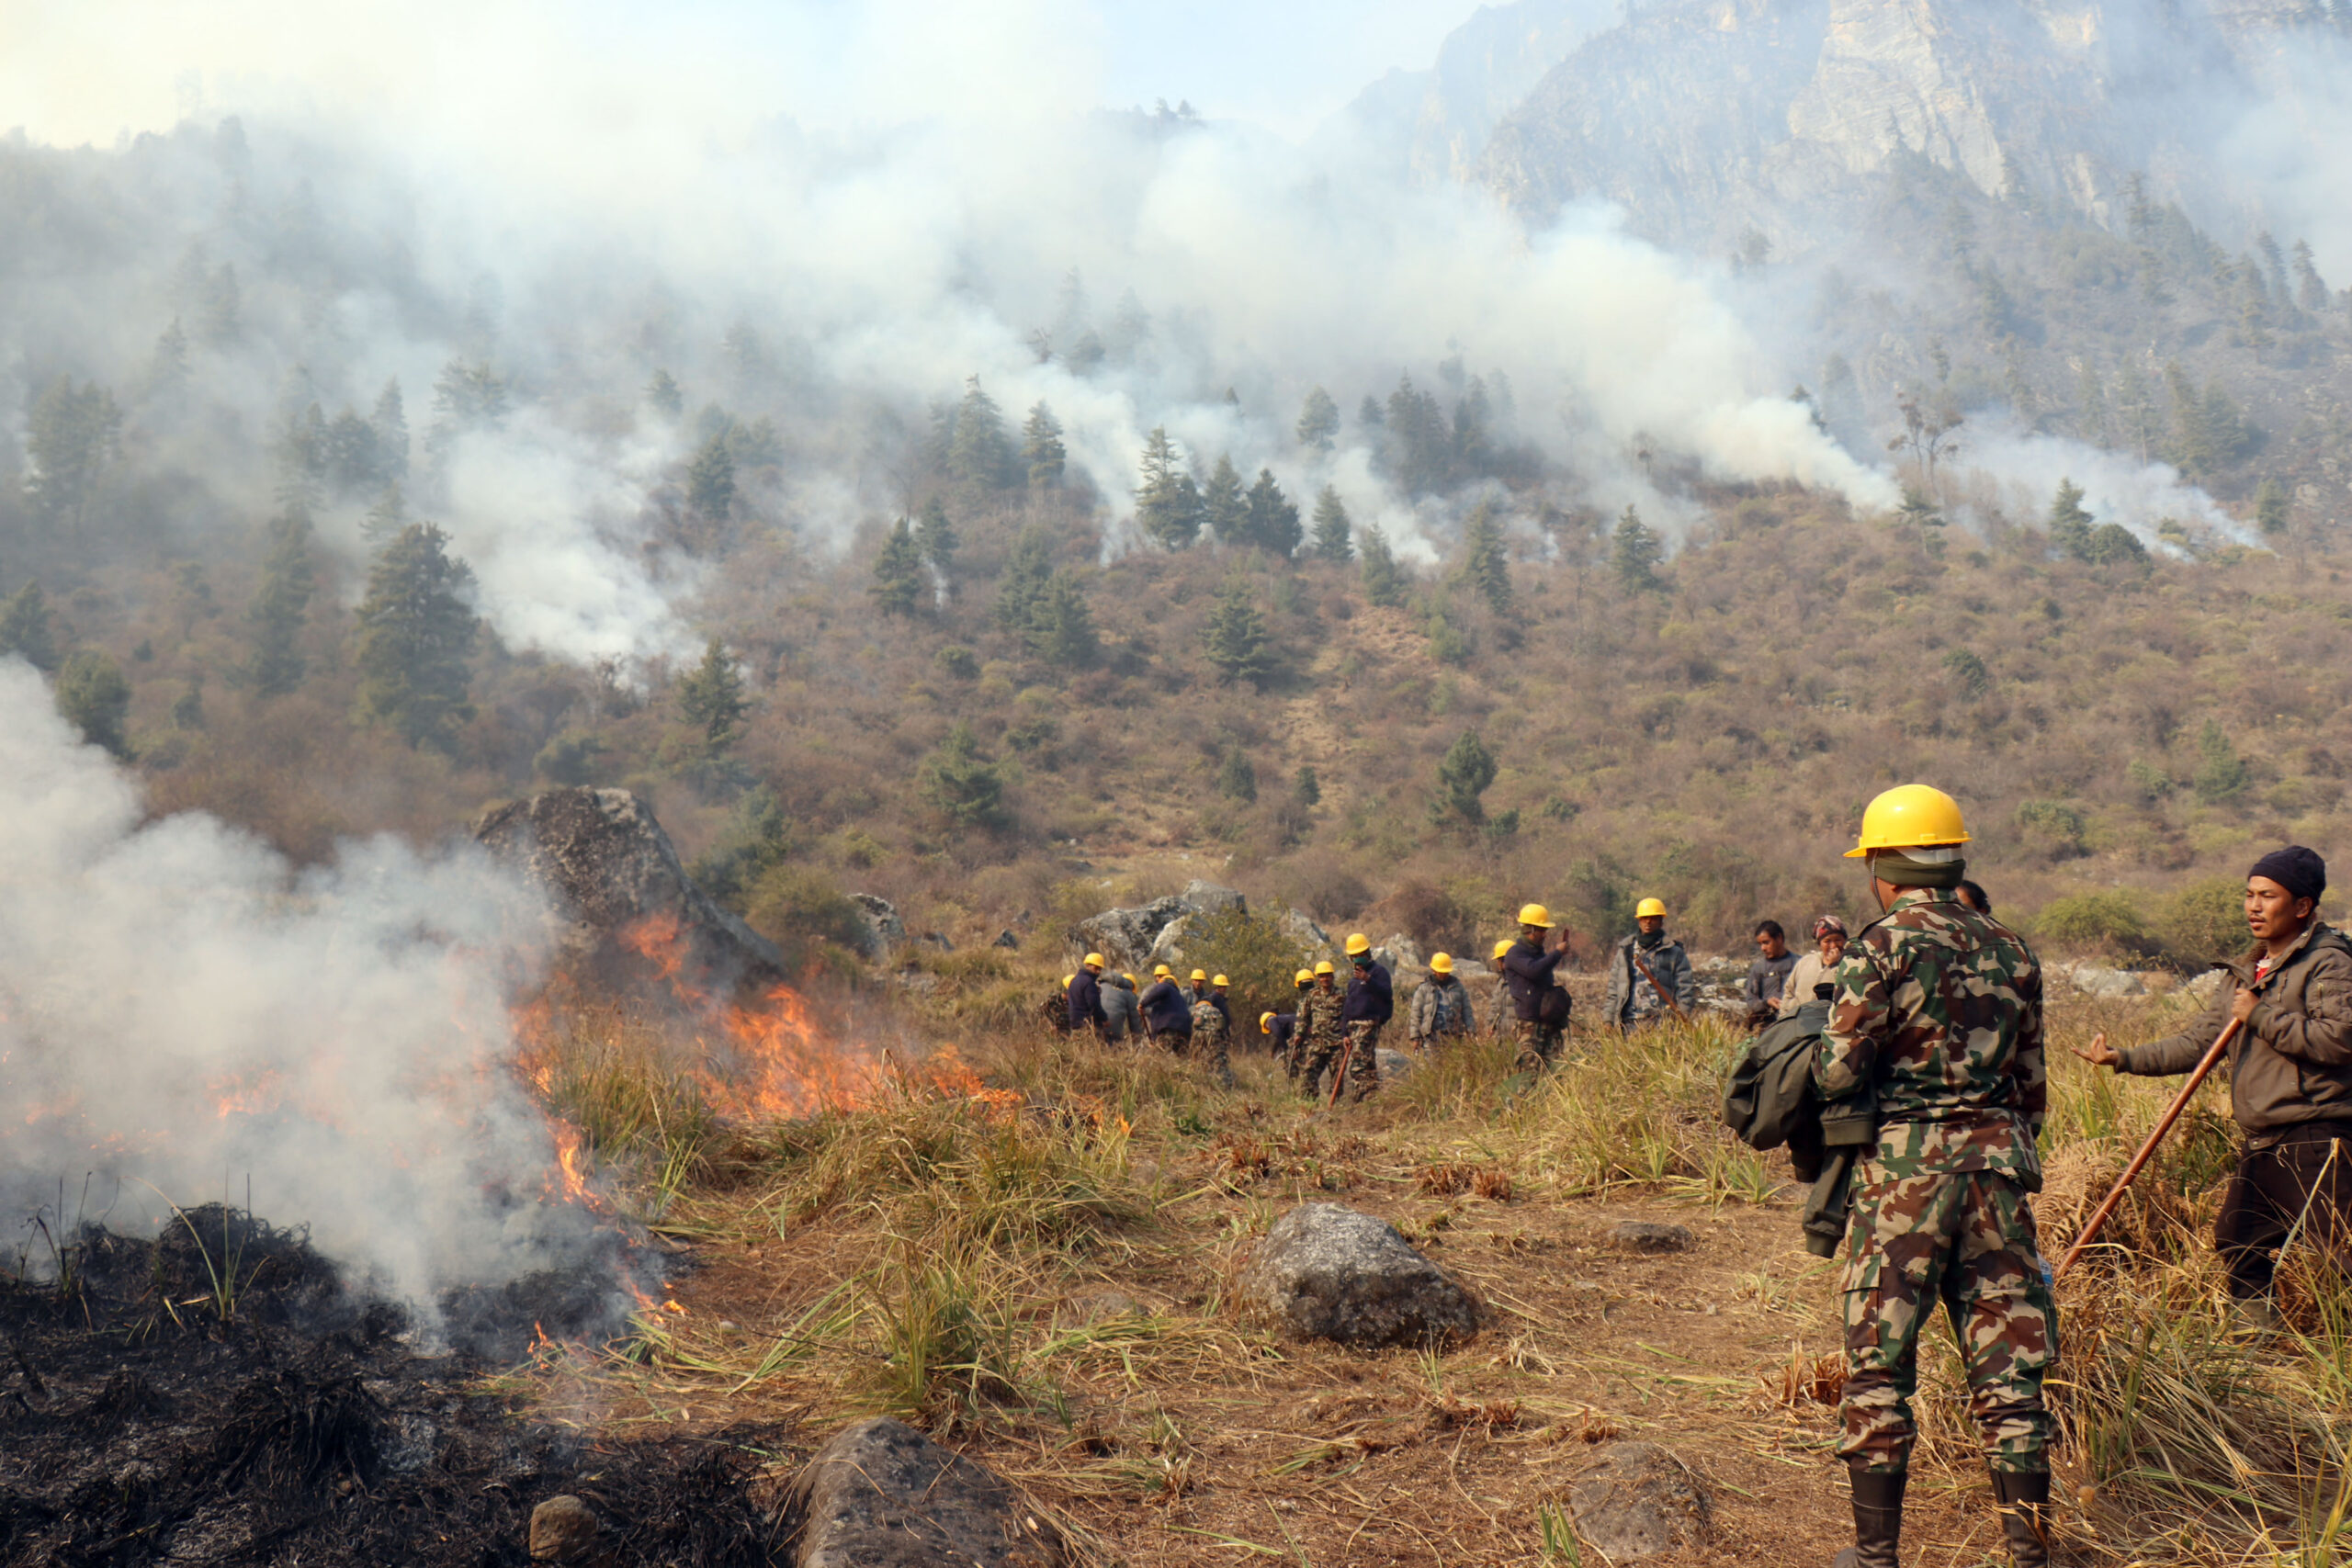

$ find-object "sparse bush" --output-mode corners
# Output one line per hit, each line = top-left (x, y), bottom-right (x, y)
(743, 863), (871, 975)
(2151, 876), (2247, 967)
(1182, 906), (1309, 1027)
(2014, 798), (2087, 859)
(2030, 891), (2154, 958)
(55, 648), (131, 756)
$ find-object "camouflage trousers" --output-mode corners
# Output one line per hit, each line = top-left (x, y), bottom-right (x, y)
(1189, 1012), (1236, 1088)
(1512, 1020), (1563, 1071)
(1838, 1168), (2056, 1474)
(1303, 1021), (1382, 1102)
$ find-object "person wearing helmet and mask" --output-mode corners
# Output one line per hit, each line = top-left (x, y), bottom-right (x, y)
(1272, 968), (1313, 1077)
(1813, 784), (2053, 1568)
(1331, 933), (1392, 1102)
(1067, 953), (1109, 1039)
(1504, 904), (1572, 1069)
(1295, 960), (1348, 1100)
(1184, 972), (1237, 1088)
(1781, 916), (1850, 1019)
(1137, 964), (1193, 1053)
(1101, 971), (1143, 1043)
(1409, 952), (1476, 1051)
(1487, 939), (1516, 1039)
(1604, 897), (1695, 1032)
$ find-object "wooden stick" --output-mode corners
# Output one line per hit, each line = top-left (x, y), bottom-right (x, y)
(1629, 952), (1690, 1023)
(2053, 1016), (2243, 1280)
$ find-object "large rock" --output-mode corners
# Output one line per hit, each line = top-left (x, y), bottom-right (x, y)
(774, 1417), (1065, 1568)
(1182, 879), (1247, 916)
(1239, 1203), (1482, 1348)
(849, 894), (908, 957)
(1374, 932), (1424, 971)
(1281, 908), (1334, 956)
(1563, 1442), (1711, 1561)
(1074, 895), (1191, 972)
(475, 788), (786, 996)
(2072, 963), (2148, 999)
(1146, 913), (1197, 970)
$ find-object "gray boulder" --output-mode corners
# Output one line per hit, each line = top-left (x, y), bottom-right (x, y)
(775, 1417), (1066, 1568)
(1282, 908), (1334, 956)
(1374, 932), (1423, 971)
(1146, 913), (1196, 969)
(2072, 964), (2147, 999)
(1611, 1221), (1695, 1254)
(849, 894), (908, 956)
(475, 787), (786, 996)
(992, 930), (1020, 950)
(1075, 895), (1192, 971)
(1181, 879), (1247, 916)
(1375, 1047), (1415, 1082)
(1563, 1442), (1711, 1561)
(1239, 1203), (1482, 1348)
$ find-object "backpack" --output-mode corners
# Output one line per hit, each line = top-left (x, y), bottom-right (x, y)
(1190, 999), (1225, 1043)
(1535, 980), (1571, 1030)
(1720, 1000), (1829, 1154)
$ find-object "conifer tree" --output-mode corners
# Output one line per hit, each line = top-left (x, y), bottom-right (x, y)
(1216, 746), (1258, 802)
(1611, 505), (1664, 593)
(947, 376), (1013, 490)
(688, 431), (736, 518)
(920, 723), (1007, 829)
(2075, 363), (2108, 444)
(2256, 478), (2290, 537)
(1135, 427), (1203, 549)
(1021, 401), (1066, 489)
(1293, 765), (1320, 807)
(25, 377), (123, 529)
(1201, 454), (1247, 541)
(915, 496), (958, 578)
(2046, 479), (2095, 560)
(1357, 394), (1385, 430)
(2293, 239), (2330, 312)
(1245, 469), (1302, 556)
(323, 407), (383, 496)
(869, 517), (926, 615)
(1027, 570), (1098, 667)
(1359, 524), (1407, 607)
(1310, 486), (1353, 562)
(676, 637), (749, 754)
(373, 378), (410, 483)
(362, 483), (409, 548)
(352, 523), (480, 749)
(1203, 576), (1273, 688)
(247, 507), (317, 697)
(55, 649), (130, 758)
(645, 368), (684, 419)
(0, 581), (59, 671)
(993, 527), (1055, 632)
(1455, 498), (1510, 613)
(1431, 730), (1497, 829)
(148, 318), (190, 401)
(1295, 386), (1340, 453)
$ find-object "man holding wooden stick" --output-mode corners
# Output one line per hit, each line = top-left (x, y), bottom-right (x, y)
(1814, 784), (2054, 1568)
(2075, 845), (2352, 1332)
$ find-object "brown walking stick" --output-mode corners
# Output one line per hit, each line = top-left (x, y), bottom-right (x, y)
(1327, 1029), (1360, 1107)
(1629, 952), (1690, 1023)
(2053, 1016), (2243, 1280)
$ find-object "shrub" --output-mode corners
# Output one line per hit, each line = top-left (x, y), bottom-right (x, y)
(1182, 906), (1310, 1028)
(744, 864), (872, 975)
(2152, 877), (2247, 967)
(2030, 891), (2154, 958)
(2015, 799), (2087, 859)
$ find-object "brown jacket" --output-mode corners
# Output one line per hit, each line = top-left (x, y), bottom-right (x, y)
(2118, 920), (2352, 1145)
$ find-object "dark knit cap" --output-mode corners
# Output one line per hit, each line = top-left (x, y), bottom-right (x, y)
(2249, 845), (2327, 905)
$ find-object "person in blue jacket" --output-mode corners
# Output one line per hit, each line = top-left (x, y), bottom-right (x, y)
(1067, 953), (1108, 1039)
(1334, 932), (1392, 1102)
(1505, 903), (1572, 1069)
(1137, 964), (1193, 1051)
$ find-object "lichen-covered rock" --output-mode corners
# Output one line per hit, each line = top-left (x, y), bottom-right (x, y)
(1240, 1203), (1482, 1348)
(1181, 879), (1247, 916)
(849, 894), (908, 956)
(475, 787), (785, 996)
(1563, 1442), (1711, 1561)
(775, 1417), (1065, 1568)
(1611, 1221), (1696, 1255)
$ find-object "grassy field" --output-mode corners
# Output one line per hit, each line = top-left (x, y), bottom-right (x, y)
(514, 978), (2352, 1566)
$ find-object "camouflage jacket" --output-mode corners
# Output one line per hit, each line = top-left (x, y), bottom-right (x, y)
(1811, 887), (2046, 1183)
(1295, 987), (1346, 1044)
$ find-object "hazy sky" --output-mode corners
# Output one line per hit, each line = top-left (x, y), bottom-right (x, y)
(2, 0), (1476, 147)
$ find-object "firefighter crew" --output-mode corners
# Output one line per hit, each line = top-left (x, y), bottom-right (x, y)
(1814, 784), (2054, 1568)
(1332, 933), (1391, 1101)
(1605, 897), (1696, 1030)
(1067, 952), (1108, 1039)
(1295, 960), (1347, 1099)
(2076, 845), (2352, 1333)
(1503, 904), (1570, 1068)
(1137, 964), (1193, 1052)
(1188, 972), (1237, 1088)
(1409, 952), (1476, 1049)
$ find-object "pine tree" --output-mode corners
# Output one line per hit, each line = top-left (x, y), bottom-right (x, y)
(1455, 499), (1511, 612)
(2113, 360), (2156, 460)
(351, 523), (480, 749)
(646, 368), (684, 418)
(1202, 576), (1274, 688)
(676, 637), (749, 753)
(1895, 485), (1944, 541)
(993, 527), (1055, 633)
(430, 359), (508, 433)
(362, 483), (409, 548)
(1295, 386), (1340, 453)
(55, 650), (131, 758)
(1293, 765), (1320, 807)
(0, 581), (59, 671)
(1135, 427), (1203, 549)
(247, 507), (317, 697)
(1431, 730), (1497, 829)
(1245, 469), (1302, 556)
(2194, 720), (2247, 804)
(2294, 239), (2330, 312)
(1310, 486), (1353, 562)
(1359, 524), (1407, 607)
(2075, 363), (2108, 444)
(1611, 506), (1664, 593)
(915, 496), (958, 577)
(688, 432), (736, 518)
(920, 723), (1007, 829)
(2047, 479), (2095, 560)
(2256, 477), (2290, 537)
(1021, 401), (1066, 489)
(869, 517), (926, 615)
(1216, 746), (1258, 802)
(1027, 570), (1098, 667)
(947, 376), (1013, 491)
(1201, 454), (1247, 542)
(1357, 394), (1385, 430)
(25, 377), (123, 528)
(148, 318), (190, 401)
(373, 379), (410, 483)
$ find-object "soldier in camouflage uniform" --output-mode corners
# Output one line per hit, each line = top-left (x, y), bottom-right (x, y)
(1294, 962), (1348, 1100)
(1812, 784), (2054, 1568)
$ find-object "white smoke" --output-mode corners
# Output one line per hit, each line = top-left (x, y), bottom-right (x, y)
(1952, 425), (2236, 543)
(0, 660), (577, 1306)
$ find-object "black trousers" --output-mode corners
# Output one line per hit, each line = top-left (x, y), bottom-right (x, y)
(2216, 1128), (2352, 1299)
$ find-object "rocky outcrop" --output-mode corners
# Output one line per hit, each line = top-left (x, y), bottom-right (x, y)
(1076, 882), (1252, 970)
(849, 895), (908, 957)
(1239, 1203), (1482, 1348)
(774, 1417), (1065, 1568)
(475, 788), (786, 996)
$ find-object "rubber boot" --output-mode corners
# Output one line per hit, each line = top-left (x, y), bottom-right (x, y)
(1991, 1469), (2051, 1568)
(1829, 1466), (1904, 1568)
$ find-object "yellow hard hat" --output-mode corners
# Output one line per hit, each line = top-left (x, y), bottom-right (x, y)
(1061, 974), (1073, 989)
(1083, 952), (1104, 969)
(1492, 939), (1513, 961)
(1846, 784), (1972, 859)
(1190, 967), (1209, 983)
(1345, 932), (1372, 955)
(1430, 952), (1453, 974)
(1314, 960), (1336, 976)
(1212, 974), (1229, 987)
(1295, 968), (1314, 987)
(1123, 973), (1136, 986)
(1517, 903), (1553, 929)
(1260, 1011), (1276, 1033)
(1635, 897), (1667, 919)
(1153, 964), (1173, 978)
